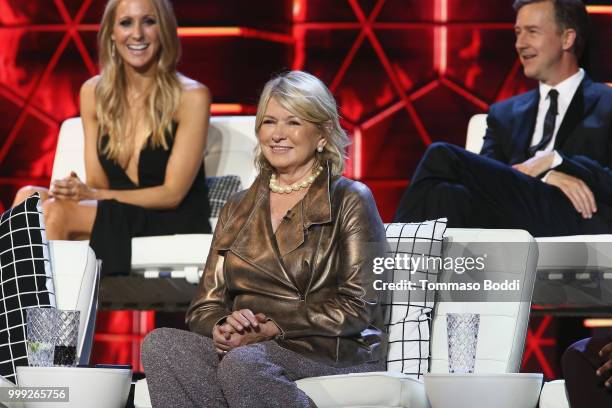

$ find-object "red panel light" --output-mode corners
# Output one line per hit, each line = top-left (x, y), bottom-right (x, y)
(434, 0), (448, 76)
(178, 27), (293, 44)
(584, 319), (612, 328)
(586, 6), (612, 15)
(178, 27), (242, 37)
(210, 104), (255, 115)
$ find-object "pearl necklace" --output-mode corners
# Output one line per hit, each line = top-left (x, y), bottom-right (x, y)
(269, 166), (324, 194)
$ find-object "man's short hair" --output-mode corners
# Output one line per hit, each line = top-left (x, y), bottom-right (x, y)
(513, 0), (590, 57)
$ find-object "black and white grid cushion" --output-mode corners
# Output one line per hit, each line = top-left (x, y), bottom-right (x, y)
(205, 175), (242, 218)
(0, 194), (55, 383)
(383, 219), (447, 378)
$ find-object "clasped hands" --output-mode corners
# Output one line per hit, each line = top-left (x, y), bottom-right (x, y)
(597, 342), (612, 388)
(212, 309), (280, 356)
(50, 171), (97, 201)
(512, 152), (597, 219)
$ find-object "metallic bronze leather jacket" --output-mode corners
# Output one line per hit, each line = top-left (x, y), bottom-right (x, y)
(186, 165), (388, 367)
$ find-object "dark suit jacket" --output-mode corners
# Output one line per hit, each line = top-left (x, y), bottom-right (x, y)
(480, 76), (612, 206)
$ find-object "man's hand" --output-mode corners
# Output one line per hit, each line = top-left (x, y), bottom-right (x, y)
(512, 152), (555, 177)
(545, 170), (597, 219)
(597, 342), (612, 388)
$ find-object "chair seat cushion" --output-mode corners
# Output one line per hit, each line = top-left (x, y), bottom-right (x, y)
(539, 380), (569, 408)
(131, 234), (213, 269)
(296, 371), (427, 408)
(135, 372), (427, 408)
(536, 236), (612, 270)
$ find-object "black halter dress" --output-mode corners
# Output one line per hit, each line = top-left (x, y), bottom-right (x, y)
(89, 124), (211, 276)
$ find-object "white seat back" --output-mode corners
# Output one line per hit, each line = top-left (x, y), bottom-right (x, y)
(47, 240), (100, 365)
(51, 116), (258, 189)
(51, 118), (87, 182)
(205, 116), (258, 187)
(429, 228), (538, 373)
(465, 113), (487, 153)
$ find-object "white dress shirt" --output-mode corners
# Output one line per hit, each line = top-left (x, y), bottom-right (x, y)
(531, 68), (585, 178)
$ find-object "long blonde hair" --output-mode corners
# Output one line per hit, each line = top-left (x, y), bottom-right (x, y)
(95, 0), (182, 160)
(255, 71), (350, 176)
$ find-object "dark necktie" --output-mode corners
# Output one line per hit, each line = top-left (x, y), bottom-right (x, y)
(528, 89), (559, 157)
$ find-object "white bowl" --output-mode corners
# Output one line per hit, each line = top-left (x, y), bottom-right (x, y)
(424, 373), (543, 408)
(16, 366), (131, 408)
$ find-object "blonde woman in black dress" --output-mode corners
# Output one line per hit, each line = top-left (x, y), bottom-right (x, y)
(13, 0), (212, 275)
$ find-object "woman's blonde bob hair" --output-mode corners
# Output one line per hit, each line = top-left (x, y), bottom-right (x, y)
(254, 71), (350, 176)
(96, 0), (182, 160)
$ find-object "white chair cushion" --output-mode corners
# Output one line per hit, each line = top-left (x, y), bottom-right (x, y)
(134, 372), (428, 408)
(539, 380), (569, 408)
(131, 234), (213, 271)
(536, 235), (612, 271)
(296, 372), (428, 408)
(135, 373), (429, 408)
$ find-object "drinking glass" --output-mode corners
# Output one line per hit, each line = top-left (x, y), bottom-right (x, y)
(446, 313), (480, 373)
(26, 308), (80, 367)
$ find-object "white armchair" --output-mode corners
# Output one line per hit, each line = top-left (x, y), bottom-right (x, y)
(466, 114), (594, 408)
(294, 227), (538, 408)
(134, 226), (539, 408)
(0, 242), (103, 408)
(52, 116), (258, 310)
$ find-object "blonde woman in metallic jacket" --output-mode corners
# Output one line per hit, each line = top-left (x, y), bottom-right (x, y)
(141, 71), (388, 408)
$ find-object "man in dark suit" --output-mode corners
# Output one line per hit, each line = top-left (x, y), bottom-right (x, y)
(395, 1), (612, 406)
(394, 0), (612, 238)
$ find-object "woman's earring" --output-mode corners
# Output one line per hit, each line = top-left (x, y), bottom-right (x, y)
(317, 146), (324, 153)
(111, 42), (116, 59)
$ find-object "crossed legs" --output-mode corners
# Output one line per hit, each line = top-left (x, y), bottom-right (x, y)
(141, 328), (384, 408)
(394, 142), (608, 236)
(12, 185), (97, 240)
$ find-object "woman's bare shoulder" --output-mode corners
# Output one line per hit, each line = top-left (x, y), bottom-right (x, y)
(178, 73), (210, 95)
(177, 74), (211, 115)
(80, 75), (101, 100)
(80, 75), (101, 116)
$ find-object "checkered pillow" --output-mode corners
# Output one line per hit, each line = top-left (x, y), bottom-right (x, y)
(0, 194), (55, 383)
(383, 219), (447, 378)
(206, 175), (242, 218)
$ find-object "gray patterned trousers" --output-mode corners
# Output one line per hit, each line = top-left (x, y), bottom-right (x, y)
(141, 327), (384, 408)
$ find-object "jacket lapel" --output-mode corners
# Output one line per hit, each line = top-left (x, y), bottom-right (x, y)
(212, 174), (296, 288)
(511, 90), (539, 163)
(275, 162), (332, 257)
(555, 76), (600, 149)
(211, 164), (333, 289)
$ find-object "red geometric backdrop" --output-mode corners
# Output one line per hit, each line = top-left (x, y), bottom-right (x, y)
(1, 0), (611, 376)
